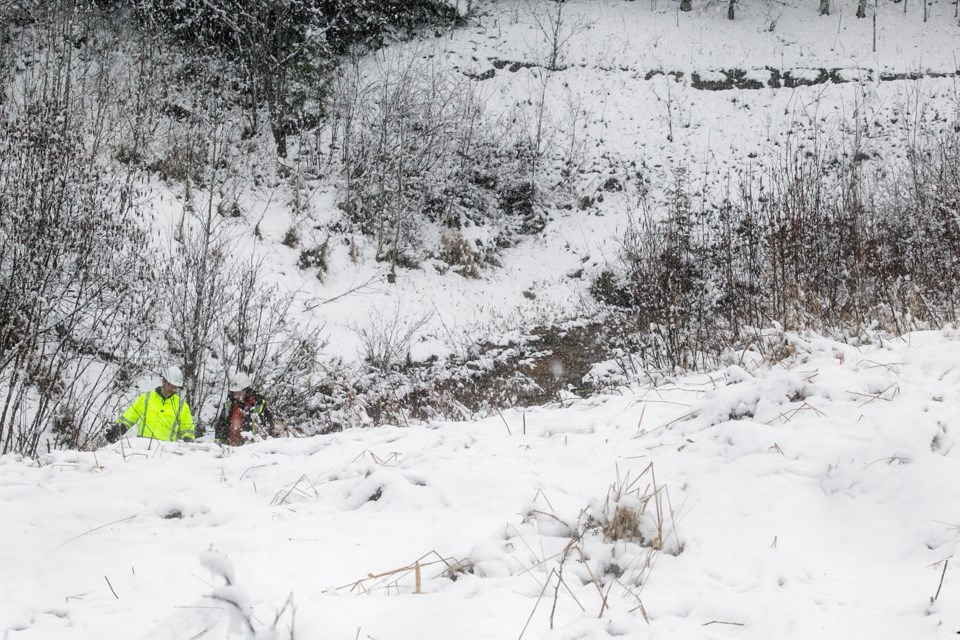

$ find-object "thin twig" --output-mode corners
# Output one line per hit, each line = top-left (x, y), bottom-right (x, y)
(273, 593), (295, 626)
(271, 474), (317, 506)
(496, 408), (513, 435)
(635, 402), (647, 437)
(239, 464), (271, 480)
(934, 558), (949, 602)
(549, 554), (566, 629)
(104, 576), (119, 599)
(557, 572), (586, 612)
(57, 516), (136, 548)
(597, 579), (615, 618)
(518, 569), (555, 640)
(632, 410), (698, 439)
(304, 272), (384, 310)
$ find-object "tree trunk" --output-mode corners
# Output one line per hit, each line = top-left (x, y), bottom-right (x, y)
(265, 72), (288, 158)
(271, 121), (288, 158)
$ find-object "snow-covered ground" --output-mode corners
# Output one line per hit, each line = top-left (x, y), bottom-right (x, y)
(3, 0), (960, 637)
(3, 329), (959, 638)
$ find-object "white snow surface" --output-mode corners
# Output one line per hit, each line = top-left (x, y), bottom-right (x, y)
(3, 329), (960, 638)
(4, 0), (960, 637)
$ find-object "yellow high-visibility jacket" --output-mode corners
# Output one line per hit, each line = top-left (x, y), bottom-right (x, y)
(119, 388), (195, 442)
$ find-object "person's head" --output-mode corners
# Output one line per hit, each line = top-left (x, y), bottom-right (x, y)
(228, 372), (251, 396)
(161, 365), (183, 396)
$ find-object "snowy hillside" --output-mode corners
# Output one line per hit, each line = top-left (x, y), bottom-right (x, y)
(272, 0), (960, 360)
(2, 0), (960, 637)
(117, 0), (960, 363)
(2, 329), (960, 638)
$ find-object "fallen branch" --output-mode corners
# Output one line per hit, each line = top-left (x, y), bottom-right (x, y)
(304, 272), (385, 310)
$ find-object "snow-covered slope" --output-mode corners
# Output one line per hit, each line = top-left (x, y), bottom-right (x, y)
(215, 0), (960, 363)
(3, 329), (959, 638)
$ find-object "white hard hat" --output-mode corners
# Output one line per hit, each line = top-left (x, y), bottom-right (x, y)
(228, 372), (251, 392)
(162, 365), (184, 387)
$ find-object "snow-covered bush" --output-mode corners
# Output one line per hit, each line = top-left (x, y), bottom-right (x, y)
(161, 198), (327, 432)
(351, 303), (433, 372)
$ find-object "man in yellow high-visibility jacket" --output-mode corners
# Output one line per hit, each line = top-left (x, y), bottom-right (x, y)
(108, 366), (196, 443)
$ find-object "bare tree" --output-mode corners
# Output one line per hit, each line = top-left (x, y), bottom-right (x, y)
(530, 0), (585, 71)
(161, 120), (240, 419)
(351, 302), (433, 371)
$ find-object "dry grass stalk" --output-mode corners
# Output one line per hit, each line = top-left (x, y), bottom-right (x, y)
(56, 515), (137, 549)
(350, 449), (399, 466)
(270, 474), (319, 506)
(766, 401), (825, 425)
(510, 463), (684, 633)
(604, 506), (641, 541)
(337, 550), (470, 594)
(518, 568), (556, 640)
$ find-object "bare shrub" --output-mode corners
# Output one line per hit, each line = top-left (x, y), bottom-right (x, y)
(591, 105), (960, 376)
(334, 50), (475, 278)
(529, 0), (589, 71)
(218, 258), (328, 431)
(590, 171), (729, 373)
(351, 304), (433, 371)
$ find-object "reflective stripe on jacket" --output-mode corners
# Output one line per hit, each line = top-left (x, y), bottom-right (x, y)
(120, 388), (195, 442)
